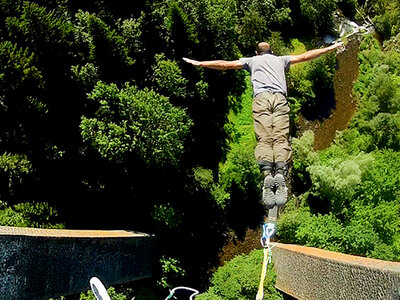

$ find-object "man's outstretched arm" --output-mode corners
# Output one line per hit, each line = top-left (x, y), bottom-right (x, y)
(183, 57), (243, 70)
(290, 42), (344, 65)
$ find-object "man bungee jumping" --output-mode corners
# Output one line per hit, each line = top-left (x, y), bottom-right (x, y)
(183, 41), (344, 213)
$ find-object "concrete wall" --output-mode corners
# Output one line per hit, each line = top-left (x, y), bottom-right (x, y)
(0, 226), (156, 300)
(271, 243), (400, 300)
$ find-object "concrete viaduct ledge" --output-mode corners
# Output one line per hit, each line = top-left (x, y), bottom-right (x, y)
(0, 226), (156, 300)
(271, 243), (400, 300)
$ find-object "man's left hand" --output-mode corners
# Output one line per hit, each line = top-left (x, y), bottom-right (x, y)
(330, 42), (345, 52)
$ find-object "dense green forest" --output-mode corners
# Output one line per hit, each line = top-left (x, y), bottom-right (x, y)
(1, 0), (400, 298)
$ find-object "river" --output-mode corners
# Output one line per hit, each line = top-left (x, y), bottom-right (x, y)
(298, 14), (375, 150)
(299, 38), (360, 150)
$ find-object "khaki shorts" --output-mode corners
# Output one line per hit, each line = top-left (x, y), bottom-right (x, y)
(252, 92), (291, 164)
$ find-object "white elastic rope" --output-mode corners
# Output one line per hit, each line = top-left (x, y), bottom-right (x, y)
(165, 286), (199, 300)
(260, 222), (275, 248)
(256, 222), (277, 300)
(90, 277), (111, 300)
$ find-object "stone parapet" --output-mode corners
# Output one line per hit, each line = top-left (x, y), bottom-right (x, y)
(271, 243), (400, 300)
(0, 226), (156, 300)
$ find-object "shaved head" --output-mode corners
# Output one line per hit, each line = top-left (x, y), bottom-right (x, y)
(256, 42), (271, 55)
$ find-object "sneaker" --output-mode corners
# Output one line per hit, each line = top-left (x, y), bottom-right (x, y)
(262, 174), (276, 209)
(274, 173), (288, 207)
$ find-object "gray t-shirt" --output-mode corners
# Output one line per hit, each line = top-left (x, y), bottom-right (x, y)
(239, 54), (291, 97)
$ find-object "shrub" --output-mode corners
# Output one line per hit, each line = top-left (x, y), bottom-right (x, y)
(197, 249), (283, 300)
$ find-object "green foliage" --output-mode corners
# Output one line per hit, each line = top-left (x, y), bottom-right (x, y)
(73, 10), (134, 80)
(287, 65), (315, 104)
(80, 81), (192, 165)
(353, 150), (400, 207)
(197, 249), (283, 300)
(351, 202), (400, 245)
(194, 0), (239, 58)
(369, 112), (400, 150)
(165, 1), (198, 58)
(0, 40), (46, 130)
(0, 152), (32, 187)
(152, 54), (188, 98)
(119, 14), (143, 56)
(219, 76), (259, 196)
(278, 208), (385, 257)
(229, 76), (253, 129)
(352, 35), (400, 151)
(236, 0), (291, 52)
(0, 204), (29, 227)
(0, 40), (43, 93)
(298, 0), (337, 35)
(276, 205), (307, 244)
(159, 256), (186, 289)
(282, 131), (400, 260)
(342, 220), (380, 256)
(294, 211), (346, 252)
(267, 32), (292, 56)
(0, 201), (64, 228)
(86, 14), (133, 66)
(152, 203), (182, 229)
(383, 32), (400, 53)
(6, 1), (74, 52)
(193, 167), (229, 208)
(80, 286), (127, 300)
(288, 52), (336, 121)
(13, 202), (65, 228)
(337, 0), (357, 18)
(290, 130), (317, 193)
(308, 149), (373, 215)
(219, 143), (260, 191)
(292, 131), (318, 167)
(371, 0), (400, 39)
(70, 63), (99, 91)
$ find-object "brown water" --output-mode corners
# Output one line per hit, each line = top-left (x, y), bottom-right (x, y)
(298, 38), (360, 150)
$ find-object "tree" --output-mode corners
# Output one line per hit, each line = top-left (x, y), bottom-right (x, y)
(298, 0), (337, 35)
(80, 81), (192, 166)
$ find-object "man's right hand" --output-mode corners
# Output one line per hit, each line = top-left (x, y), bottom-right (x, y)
(183, 57), (201, 66)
